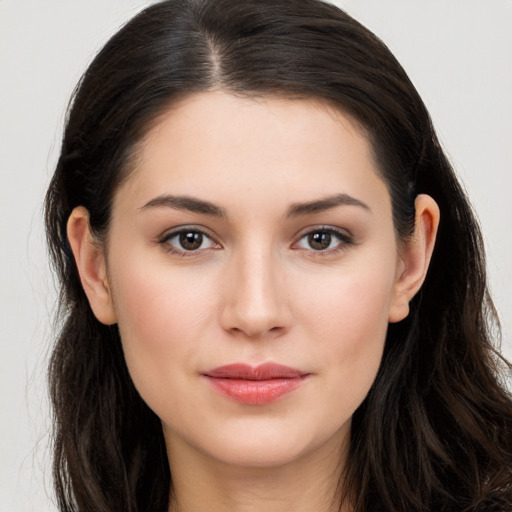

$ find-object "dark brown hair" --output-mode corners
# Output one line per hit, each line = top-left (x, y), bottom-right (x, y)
(45, 0), (512, 510)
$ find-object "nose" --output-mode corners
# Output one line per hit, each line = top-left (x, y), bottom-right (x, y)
(219, 245), (292, 340)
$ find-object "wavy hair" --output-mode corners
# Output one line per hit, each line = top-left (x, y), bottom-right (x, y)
(44, 0), (512, 510)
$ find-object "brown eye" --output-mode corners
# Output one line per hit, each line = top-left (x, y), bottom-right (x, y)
(308, 231), (332, 251)
(295, 227), (353, 253)
(160, 228), (217, 254)
(179, 231), (204, 250)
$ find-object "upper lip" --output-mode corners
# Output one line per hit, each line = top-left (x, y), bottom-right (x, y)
(205, 363), (307, 380)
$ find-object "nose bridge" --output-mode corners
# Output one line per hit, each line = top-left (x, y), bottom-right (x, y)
(220, 238), (289, 338)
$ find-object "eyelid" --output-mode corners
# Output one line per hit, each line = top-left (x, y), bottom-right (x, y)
(158, 225), (222, 255)
(292, 225), (355, 254)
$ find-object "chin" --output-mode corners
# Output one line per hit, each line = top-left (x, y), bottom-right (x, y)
(164, 413), (351, 471)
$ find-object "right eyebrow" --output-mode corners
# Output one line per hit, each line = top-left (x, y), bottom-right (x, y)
(139, 194), (227, 217)
(286, 193), (371, 217)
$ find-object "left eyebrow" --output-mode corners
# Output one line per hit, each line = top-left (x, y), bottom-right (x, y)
(139, 194), (227, 217)
(286, 193), (371, 217)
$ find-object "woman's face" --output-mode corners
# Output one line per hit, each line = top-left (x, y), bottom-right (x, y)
(103, 92), (408, 469)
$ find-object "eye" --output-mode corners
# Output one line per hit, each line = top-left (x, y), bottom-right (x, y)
(159, 228), (219, 254)
(295, 227), (352, 252)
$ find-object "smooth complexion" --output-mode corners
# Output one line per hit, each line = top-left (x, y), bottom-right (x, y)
(68, 91), (439, 512)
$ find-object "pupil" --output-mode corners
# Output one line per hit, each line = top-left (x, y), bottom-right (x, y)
(309, 232), (331, 250)
(179, 231), (202, 250)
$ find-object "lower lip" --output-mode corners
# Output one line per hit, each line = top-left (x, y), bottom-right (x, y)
(205, 376), (307, 405)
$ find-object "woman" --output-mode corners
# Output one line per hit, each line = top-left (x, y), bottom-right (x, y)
(44, 0), (512, 510)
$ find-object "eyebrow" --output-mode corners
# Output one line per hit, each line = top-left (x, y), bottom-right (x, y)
(140, 192), (370, 218)
(140, 194), (227, 217)
(286, 193), (371, 217)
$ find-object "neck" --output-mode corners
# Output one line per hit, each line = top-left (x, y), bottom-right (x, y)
(166, 431), (352, 512)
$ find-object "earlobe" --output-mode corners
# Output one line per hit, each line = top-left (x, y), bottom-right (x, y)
(67, 206), (117, 325)
(388, 194), (440, 323)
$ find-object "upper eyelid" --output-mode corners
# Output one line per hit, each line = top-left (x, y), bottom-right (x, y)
(292, 227), (355, 258)
(292, 226), (355, 250)
(293, 225), (354, 241)
(158, 225), (218, 242)
(158, 227), (221, 255)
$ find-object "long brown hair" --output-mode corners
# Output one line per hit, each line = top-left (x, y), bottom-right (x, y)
(44, 1), (512, 510)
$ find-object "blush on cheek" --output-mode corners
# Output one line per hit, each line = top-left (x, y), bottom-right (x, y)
(303, 270), (391, 395)
(309, 271), (392, 341)
(114, 264), (200, 333)
(111, 265), (215, 383)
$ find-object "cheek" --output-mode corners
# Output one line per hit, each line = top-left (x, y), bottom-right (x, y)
(300, 258), (394, 342)
(112, 249), (216, 333)
(109, 257), (216, 403)
(295, 260), (395, 406)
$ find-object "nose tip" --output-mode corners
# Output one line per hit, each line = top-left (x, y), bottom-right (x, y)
(225, 304), (287, 339)
(219, 254), (291, 340)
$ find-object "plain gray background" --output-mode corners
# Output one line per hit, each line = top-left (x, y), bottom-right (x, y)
(1, 1), (511, 510)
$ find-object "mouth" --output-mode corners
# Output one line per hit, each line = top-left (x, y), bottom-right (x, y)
(203, 363), (310, 405)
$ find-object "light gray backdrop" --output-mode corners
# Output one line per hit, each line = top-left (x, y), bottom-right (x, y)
(1, 1), (510, 510)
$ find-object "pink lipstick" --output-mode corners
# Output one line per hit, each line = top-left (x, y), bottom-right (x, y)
(204, 363), (309, 405)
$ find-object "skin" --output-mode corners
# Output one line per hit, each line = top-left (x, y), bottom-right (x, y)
(68, 91), (439, 512)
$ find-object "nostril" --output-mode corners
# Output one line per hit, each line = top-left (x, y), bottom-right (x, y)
(225, 323), (286, 340)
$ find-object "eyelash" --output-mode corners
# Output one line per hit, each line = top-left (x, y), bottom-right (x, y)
(294, 226), (354, 257)
(158, 227), (220, 257)
(158, 226), (354, 257)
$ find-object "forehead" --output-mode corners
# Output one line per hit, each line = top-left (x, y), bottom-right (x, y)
(115, 91), (390, 216)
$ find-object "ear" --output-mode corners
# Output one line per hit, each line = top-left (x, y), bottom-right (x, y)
(67, 206), (117, 325)
(388, 194), (440, 323)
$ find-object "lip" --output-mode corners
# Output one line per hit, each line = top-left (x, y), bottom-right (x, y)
(203, 363), (310, 405)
